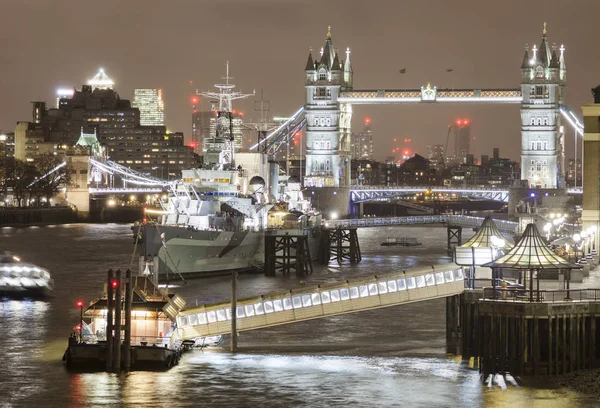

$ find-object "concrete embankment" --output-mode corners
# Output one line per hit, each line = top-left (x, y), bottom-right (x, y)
(0, 206), (144, 226)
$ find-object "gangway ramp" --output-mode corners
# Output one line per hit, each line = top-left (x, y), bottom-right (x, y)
(173, 263), (465, 342)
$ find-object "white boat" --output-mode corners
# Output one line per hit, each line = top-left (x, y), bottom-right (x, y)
(0, 250), (54, 297)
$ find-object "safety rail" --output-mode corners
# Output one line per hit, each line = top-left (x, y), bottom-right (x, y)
(482, 288), (600, 303)
(171, 263), (465, 343)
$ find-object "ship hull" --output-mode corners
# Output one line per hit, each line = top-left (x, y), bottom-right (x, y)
(141, 225), (264, 276)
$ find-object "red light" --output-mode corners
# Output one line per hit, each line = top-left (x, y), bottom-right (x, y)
(232, 109), (236, 115)
(365, 117), (371, 125)
(464, 119), (469, 125)
(393, 138), (397, 142)
(404, 150), (409, 155)
(111, 280), (118, 288)
(142, 218), (147, 223)
(75, 325), (81, 331)
(76, 300), (83, 308)
(294, 140), (298, 145)
(239, 112), (244, 117)
(191, 97), (199, 105)
(456, 120), (462, 126)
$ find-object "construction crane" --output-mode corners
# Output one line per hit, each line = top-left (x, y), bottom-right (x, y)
(440, 124), (453, 168)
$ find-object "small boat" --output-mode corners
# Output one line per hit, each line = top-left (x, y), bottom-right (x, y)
(0, 250), (53, 297)
(63, 276), (186, 371)
(380, 237), (422, 247)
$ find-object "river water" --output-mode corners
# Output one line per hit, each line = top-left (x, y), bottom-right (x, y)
(0, 224), (597, 407)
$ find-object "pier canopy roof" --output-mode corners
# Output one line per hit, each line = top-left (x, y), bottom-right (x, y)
(460, 216), (513, 249)
(455, 216), (512, 266)
(482, 223), (579, 270)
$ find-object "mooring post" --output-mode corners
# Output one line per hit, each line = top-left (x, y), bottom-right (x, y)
(231, 271), (238, 353)
(114, 269), (122, 372)
(106, 269), (114, 372)
(123, 269), (133, 371)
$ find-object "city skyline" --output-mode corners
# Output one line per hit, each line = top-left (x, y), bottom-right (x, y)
(1, 0), (599, 162)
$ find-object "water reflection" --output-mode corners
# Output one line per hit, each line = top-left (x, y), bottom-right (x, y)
(0, 224), (597, 407)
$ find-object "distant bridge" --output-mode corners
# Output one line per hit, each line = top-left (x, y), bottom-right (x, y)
(350, 186), (584, 204)
(326, 215), (519, 234)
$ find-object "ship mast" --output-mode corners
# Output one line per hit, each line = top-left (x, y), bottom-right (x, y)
(197, 62), (254, 169)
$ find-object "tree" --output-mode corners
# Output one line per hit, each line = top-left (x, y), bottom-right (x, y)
(30, 153), (72, 204)
(5, 158), (37, 207)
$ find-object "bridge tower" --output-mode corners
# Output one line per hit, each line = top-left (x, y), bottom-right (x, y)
(520, 23), (567, 188)
(304, 27), (353, 187)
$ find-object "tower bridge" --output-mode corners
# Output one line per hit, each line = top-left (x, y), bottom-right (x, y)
(253, 23), (584, 196)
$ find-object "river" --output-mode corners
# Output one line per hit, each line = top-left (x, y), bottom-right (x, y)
(0, 224), (597, 407)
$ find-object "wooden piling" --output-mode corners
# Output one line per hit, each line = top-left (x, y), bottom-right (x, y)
(231, 271), (238, 353)
(106, 269), (114, 372)
(114, 269), (122, 372)
(123, 269), (133, 371)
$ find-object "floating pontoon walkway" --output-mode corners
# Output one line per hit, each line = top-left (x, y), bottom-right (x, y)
(172, 263), (465, 342)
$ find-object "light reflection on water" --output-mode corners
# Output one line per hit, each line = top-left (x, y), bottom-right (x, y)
(0, 224), (596, 407)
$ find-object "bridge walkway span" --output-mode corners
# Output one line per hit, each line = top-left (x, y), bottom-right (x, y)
(172, 263), (465, 342)
(328, 215), (518, 234)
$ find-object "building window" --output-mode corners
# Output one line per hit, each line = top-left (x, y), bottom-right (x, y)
(317, 88), (327, 97)
(318, 71), (327, 81)
(535, 86), (545, 96)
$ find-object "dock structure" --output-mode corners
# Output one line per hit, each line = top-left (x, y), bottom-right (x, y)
(264, 230), (313, 277)
(318, 227), (361, 265)
(446, 225), (462, 256)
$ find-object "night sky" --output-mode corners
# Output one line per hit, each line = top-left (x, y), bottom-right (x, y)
(1, 0), (599, 162)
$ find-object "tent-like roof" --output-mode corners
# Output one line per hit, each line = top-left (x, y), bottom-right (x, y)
(483, 223), (579, 270)
(461, 216), (513, 249)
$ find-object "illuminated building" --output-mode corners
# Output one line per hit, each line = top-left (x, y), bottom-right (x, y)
(352, 118), (373, 160)
(454, 119), (471, 163)
(133, 89), (165, 126)
(304, 26), (353, 187)
(88, 68), (114, 90)
(56, 88), (75, 108)
(13, 84), (193, 177)
(520, 24), (566, 188)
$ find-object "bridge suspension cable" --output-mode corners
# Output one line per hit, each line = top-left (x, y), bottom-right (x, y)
(26, 161), (67, 188)
(249, 106), (305, 151)
(89, 158), (170, 186)
(559, 106), (584, 136)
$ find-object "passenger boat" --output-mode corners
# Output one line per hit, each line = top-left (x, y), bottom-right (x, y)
(0, 250), (53, 297)
(380, 237), (422, 247)
(63, 276), (185, 370)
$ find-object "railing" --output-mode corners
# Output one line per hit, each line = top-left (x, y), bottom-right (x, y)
(482, 287), (600, 303)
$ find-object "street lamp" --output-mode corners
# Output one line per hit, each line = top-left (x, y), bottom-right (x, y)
(573, 234), (581, 263)
(76, 300), (84, 342)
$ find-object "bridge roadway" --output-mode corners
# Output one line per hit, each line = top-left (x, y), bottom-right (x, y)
(326, 215), (519, 234)
(171, 263), (465, 343)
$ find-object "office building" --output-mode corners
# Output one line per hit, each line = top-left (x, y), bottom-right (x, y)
(192, 111), (214, 154)
(352, 118), (373, 160)
(133, 89), (165, 126)
(454, 119), (471, 163)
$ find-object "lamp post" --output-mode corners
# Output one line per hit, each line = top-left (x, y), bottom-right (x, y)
(573, 233), (581, 264)
(76, 300), (84, 342)
(0, 134), (6, 199)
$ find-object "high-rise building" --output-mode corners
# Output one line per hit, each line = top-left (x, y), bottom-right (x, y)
(14, 83), (193, 178)
(520, 24), (566, 188)
(352, 118), (373, 160)
(192, 110), (214, 154)
(454, 119), (471, 163)
(133, 89), (165, 126)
